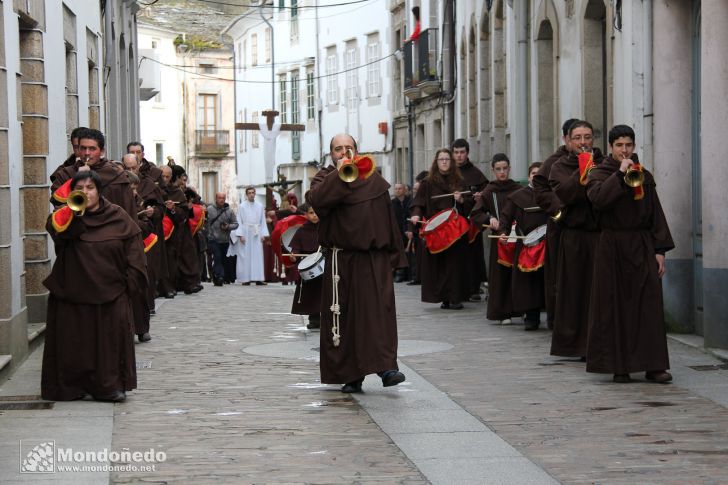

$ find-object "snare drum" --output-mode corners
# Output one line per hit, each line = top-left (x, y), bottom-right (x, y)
(518, 224), (547, 272)
(298, 252), (326, 280)
(422, 209), (470, 254)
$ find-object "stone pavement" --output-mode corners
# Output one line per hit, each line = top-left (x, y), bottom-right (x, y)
(1, 281), (727, 484)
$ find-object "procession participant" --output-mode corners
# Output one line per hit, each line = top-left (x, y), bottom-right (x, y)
(229, 186), (269, 285)
(51, 129), (137, 221)
(275, 192), (302, 285)
(406, 171), (429, 286)
(392, 182), (412, 283)
(263, 191), (282, 283)
(42, 170), (146, 402)
(306, 133), (406, 393)
(185, 187), (208, 285)
(123, 153), (164, 314)
(157, 166), (178, 299)
(125, 167), (154, 342)
(548, 120), (604, 358)
(497, 162), (548, 330)
(452, 139), (489, 301)
(129, 141), (170, 298)
(164, 166), (202, 295)
(410, 149), (471, 310)
(207, 192), (238, 286)
(532, 119), (579, 329)
(289, 203), (322, 330)
(471, 154), (521, 324)
(50, 126), (88, 183)
(586, 125), (675, 383)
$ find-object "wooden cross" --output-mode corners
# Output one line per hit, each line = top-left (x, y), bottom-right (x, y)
(235, 109), (305, 133)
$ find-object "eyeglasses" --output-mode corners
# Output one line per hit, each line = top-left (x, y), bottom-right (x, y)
(570, 135), (593, 142)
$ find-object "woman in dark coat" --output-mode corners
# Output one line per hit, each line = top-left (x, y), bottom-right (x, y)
(42, 170), (147, 402)
(410, 148), (472, 310)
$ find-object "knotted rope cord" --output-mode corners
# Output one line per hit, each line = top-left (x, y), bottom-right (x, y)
(330, 247), (342, 347)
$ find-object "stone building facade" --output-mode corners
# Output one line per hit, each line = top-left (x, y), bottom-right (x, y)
(0, 0), (140, 381)
(395, 0), (728, 350)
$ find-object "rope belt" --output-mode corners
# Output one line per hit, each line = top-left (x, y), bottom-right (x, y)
(330, 247), (342, 347)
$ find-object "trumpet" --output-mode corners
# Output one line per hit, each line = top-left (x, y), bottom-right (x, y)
(624, 165), (644, 188)
(67, 190), (88, 216)
(338, 149), (377, 183)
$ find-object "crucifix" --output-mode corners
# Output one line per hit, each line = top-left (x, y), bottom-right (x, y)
(235, 109), (305, 183)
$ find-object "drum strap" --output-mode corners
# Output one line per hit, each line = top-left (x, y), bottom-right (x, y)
(330, 248), (342, 347)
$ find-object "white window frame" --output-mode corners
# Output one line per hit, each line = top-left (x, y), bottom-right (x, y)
(345, 43), (358, 109)
(326, 50), (338, 106)
(366, 36), (381, 98)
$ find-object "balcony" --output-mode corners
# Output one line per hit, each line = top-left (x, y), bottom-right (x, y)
(195, 130), (230, 156)
(402, 28), (440, 100)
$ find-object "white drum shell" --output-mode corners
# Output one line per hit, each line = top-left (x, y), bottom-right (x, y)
(298, 253), (325, 280)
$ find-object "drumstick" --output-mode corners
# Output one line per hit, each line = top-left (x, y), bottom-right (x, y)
(430, 190), (472, 199)
(523, 206), (544, 213)
(282, 253), (311, 257)
(487, 235), (528, 239)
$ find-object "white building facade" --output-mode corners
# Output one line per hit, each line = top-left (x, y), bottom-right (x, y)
(1, 0), (140, 379)
(394, 0), (728, 350)
(224, 0), (395, 203)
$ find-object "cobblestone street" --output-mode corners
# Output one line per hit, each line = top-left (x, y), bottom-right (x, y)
(2, 281), (728, 484)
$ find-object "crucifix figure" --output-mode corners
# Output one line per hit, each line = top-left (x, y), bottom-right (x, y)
(236, 109), (305, 183)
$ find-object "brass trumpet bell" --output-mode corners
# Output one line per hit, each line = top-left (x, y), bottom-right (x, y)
(338, 161), (359, 183)
(67, 190), (88, 216)
(624, 166), (644, 188)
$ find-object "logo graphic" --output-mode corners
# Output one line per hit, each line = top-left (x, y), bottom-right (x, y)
(20, 441), (55, 473)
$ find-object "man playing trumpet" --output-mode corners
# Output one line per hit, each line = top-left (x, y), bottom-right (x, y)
(585, 125), (674, 383)
(306, 134), (406, 393)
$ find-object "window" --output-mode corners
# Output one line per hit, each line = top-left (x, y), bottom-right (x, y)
(151, 39), (158, 49)
(366, 33), (381, 98)
(290, 0), (299, 42)
(251, 33), (258, 66)
(252, 111), (259, 148)
(306, 70), (315, 120)
(196, 93), (218, 131)
(279, 75), (288, 123)
(264, 28), (271, 63)
(155, 143), (164, 164)
(242, 39), (247, 70)
(202, 172), (218, 203)
(345, 41), (358, 108)
(238, 110), (245, 152)
(291, 71), (300, 124)
(326, 47), (338, 105)
(154, 89), (162, 103)
(199, 63), (216, 74)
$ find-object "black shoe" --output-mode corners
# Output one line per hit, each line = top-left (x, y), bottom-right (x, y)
(255, 281), (268, 286)
(407, 280), (421, 286)
(164, 292), (175, 299)
(448, 302), (464, 310)
(306, 317), (320, 330)
(193, 285), (203, 293)
(613, 374), (631, 383)
(440, 301), (450, 309)
(380, 370), (405, 387)
(469, 294), (482, 302)
(93, 390), (126, 402)
(138, 333), (152, 342)
(242, 282), (251, 286)
(213, 278), (223, 287)
(149, 309), (156, 315)
(341, 379), (364, 393)
(524, 320), (540, 331)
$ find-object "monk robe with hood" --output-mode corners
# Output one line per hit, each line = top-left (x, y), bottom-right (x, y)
(42, 198), (146, 400)
(585, 154), (674, 374)
(548, 148), (604, 357)
(307, 166), (406, 384)
(473, 179), (522, 321)
(532, 145), (569, 326)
